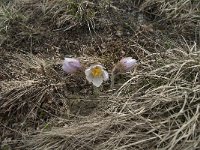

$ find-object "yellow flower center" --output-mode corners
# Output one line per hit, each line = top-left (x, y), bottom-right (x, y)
(91, 66), (103, 77)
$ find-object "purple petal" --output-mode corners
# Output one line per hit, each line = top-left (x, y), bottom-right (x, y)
(103, 70), (109, 81)
(62, 58), (82, 74)
(120, 57), (137, 72)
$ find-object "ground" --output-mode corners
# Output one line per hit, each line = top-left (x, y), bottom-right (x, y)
(0, 0), (200, 149)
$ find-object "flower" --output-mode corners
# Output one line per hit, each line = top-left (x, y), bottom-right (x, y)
(110, 57), (137, 89)
(62, 58), (82, 74)
(118, 57), (137, 72)
(85, 64), (109, 87)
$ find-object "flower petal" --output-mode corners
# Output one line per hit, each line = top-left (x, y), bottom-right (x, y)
(85, 68), (91, 76)
(69, 60), (81, 68)
(92, 76), (103, 87)
(85, 68), (94, 82)
(103, 70), (109, 81)
(64, 58), (78, 62)
(86, 74), (93, 83)
(62, 62), (75, 73)
(95, 64), (103, 68)
(120, 57), (132, 63)
(63, 58), (82, 73)
(120, 57), (137, 72)
(126, 59), (137, 71)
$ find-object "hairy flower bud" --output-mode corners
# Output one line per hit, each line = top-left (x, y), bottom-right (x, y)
(62, 58), (82, 74)
(120, 57), (137, 72)
(111, 57), (137, 89)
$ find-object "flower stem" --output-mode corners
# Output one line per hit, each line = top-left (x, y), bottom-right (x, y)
(93, 85), (100, 96)
(110, 65), (117, 89)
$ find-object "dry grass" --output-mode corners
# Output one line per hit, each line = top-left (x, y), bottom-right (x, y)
(1, 0), (200, 150)
(140, 0), (200, 42)
(23, 42), (200, 150)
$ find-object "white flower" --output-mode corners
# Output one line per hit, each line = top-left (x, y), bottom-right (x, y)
(62, 58), (82, 74)
(85, 64), (109, 87)
(119, 57), (137, 72)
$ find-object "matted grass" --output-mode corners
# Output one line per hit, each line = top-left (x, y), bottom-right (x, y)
(0, 0), (200, 149)
(23, 42), (200, 150)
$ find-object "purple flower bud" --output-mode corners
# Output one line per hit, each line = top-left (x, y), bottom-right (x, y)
(120, 57), (137, 72)
(62, 58), (82, 74)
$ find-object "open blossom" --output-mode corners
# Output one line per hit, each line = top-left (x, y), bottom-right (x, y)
(62, 58), (82, 74)
(85, 64), (109, 87)
(120, 57), (137, 72)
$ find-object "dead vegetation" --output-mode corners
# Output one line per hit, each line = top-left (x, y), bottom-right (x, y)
(22, 41), (200, 150)
(0, 0), (200, 149)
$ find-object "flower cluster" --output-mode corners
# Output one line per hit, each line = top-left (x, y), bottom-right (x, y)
(62, 57), (137, 87)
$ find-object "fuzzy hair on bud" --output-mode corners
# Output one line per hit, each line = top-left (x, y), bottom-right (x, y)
(62, 58), (82, 74)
